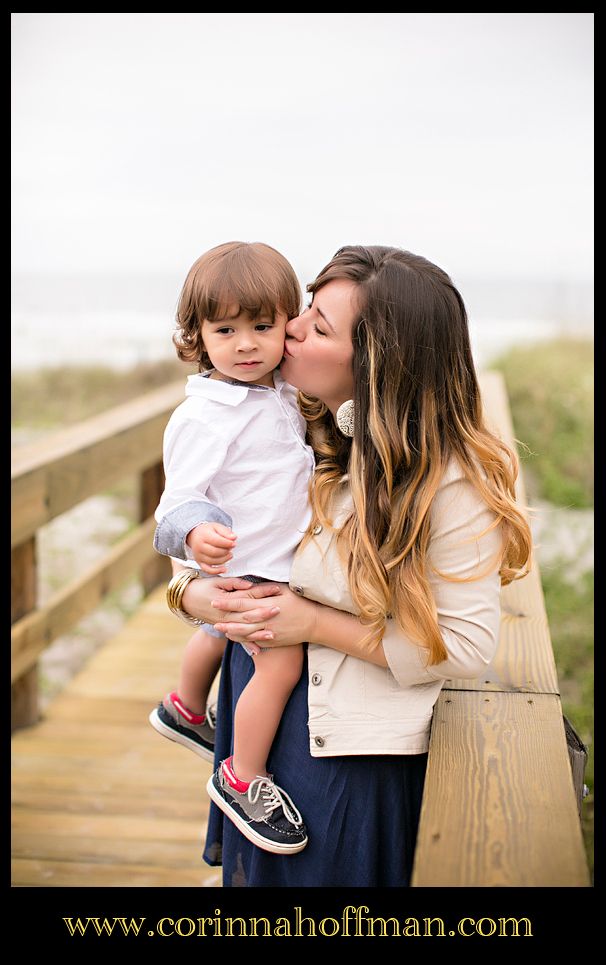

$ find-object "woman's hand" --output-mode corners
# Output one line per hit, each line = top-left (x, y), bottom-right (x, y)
(180, 574), (283, 636)
(212, 583), (319, 653)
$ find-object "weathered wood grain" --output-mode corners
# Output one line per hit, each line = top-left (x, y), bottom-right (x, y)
(411, 370), (590, 886)
(11, 517), (158, 681)
(411, 691), (590, 886)
(11, 537), (39, 729)
(11, 585), (220, 887)
(11, 380), (183, 547)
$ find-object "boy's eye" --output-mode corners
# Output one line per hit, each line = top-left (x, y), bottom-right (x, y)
(255, 324), (273, 332)
(216, 327), (233, 335)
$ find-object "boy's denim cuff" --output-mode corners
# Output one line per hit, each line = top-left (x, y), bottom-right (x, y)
(153, 500), (233, 560)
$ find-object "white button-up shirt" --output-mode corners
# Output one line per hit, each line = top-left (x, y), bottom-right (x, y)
(154, 369), (315, 581)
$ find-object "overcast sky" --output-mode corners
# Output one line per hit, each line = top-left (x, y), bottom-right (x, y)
(11, 13), (593, 284)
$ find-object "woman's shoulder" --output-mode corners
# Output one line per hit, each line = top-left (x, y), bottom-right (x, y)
(430, 453), (496, 538)
(438, 451), (489, 490)
(334, 456), (488, 520)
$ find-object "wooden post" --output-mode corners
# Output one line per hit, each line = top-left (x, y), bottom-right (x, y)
(139, 462), (171, 596)
(11, 537), (38, 730)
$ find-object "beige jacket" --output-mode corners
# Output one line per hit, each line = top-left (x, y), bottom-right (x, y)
(289, 457), (503, 757)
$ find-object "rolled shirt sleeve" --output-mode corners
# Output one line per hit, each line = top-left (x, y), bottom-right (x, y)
(153, 418), (233, 560)
(154, 500), (233, 560)
(382, 473), (503, 688)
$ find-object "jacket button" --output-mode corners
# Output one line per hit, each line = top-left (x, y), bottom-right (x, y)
(311, 673), (322, 685)
(314, 736), (325, 747)
(312, 525), (323, 535)
(291, 584), (304, 595)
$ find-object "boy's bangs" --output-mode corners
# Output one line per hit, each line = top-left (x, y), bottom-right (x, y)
(203, 277), (278, 323)
(198, 244), (299, 322)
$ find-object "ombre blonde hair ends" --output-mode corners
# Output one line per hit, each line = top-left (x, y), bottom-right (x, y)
(298, 246), (532, 666)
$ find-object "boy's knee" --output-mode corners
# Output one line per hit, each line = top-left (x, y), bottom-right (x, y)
(283, 645), (305, 688)
(256, 645), (303, 688)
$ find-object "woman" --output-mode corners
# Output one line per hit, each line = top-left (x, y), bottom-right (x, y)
(170, 245), (532, 887)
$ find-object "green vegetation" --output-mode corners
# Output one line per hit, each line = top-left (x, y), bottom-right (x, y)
(491, 336), (594, 879)
(490, 337), (593, 507)
(11, 358), (193, 430)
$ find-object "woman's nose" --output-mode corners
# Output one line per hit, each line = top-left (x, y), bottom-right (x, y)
(286, 313), (306, 341)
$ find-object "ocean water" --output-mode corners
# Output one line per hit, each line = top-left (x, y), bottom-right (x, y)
(11, 272), (593, 372)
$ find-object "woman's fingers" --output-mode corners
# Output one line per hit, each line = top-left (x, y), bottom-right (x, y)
(247, 583), (282, 598)
(215, 605), (280, 624)
(215, 622), (274, 640)
(212, 577), (254, 592)
(211, 589), (281, 611)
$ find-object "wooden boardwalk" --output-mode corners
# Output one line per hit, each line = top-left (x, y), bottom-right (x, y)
(11, 371), (590, 887)
(11, 586), (222, 887)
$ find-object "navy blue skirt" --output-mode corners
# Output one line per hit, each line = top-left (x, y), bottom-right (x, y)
(203, 640), (428, 887)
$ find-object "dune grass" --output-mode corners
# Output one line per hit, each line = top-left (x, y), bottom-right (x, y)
(489, 337), (593, 508)
(11, 358), (194, 431)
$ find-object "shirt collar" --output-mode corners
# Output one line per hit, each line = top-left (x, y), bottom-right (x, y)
(185, 368), (286, 406)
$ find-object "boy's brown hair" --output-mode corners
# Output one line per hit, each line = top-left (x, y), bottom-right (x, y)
(173, 241), (302, 370)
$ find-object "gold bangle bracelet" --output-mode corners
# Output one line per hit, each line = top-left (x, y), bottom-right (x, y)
(166, 568), (205, 628)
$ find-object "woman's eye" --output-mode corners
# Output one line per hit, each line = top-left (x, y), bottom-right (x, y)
(314, 324), (326, 337)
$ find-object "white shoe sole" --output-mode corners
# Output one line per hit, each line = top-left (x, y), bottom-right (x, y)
(148, 708), (215, 764)
(206, 775), (308, 855)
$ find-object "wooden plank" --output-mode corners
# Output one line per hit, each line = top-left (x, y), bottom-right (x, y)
(11, 859), (221, 888)
(11, 581), (220, 887)
(11, 754), (212, 786)
(445, 576), (559, 695)
(11, 831), (206, 867)
(11, 537), (39, 729)
(140, 461), (171, 593)
(478, 369), (527, 504)
(411, 691), (590, 886)
(11, 786), (208, 822)
(41, 695), (166, 724)
(11, 380), (184, 547)
(11, 517), (157, 680)
(12, 809), (206, 843)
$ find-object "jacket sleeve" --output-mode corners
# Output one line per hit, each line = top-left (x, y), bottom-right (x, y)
(382, 474), (503, 688)
(153, 417), (233, 560)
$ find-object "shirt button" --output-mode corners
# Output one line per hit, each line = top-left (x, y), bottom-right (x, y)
(311, 673), (322, 686)
(314, 736), (325, 747)
(312, 525), (323, 535)
(291, 584), (304, 595)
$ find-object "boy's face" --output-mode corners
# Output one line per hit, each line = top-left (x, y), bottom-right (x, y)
(201, 305), (288, 386)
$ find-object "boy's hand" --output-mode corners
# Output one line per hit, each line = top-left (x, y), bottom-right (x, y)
(186, 522), (237, 574)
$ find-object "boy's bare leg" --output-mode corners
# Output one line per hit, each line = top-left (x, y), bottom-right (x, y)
(178, 628), (227, 715)
(231, 644), (304, 783)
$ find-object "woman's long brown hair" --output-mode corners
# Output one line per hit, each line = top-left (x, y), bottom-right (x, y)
(298, 245), (532, 664)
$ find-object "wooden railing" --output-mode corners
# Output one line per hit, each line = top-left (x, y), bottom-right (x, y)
(11, 381), (184, 731)
(411, 370), (590, 886)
